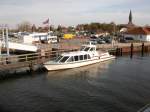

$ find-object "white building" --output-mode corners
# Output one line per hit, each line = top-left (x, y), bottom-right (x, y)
(120, 28), (127, 33)
(23, 32), (58, 44)
(124, 27), (150, 41)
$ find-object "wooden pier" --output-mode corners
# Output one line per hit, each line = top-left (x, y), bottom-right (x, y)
(58, 38), (150, 57)
(0, 38), (150, 74)
(0, 49), (75, 72)
(107, 42), (150, 57)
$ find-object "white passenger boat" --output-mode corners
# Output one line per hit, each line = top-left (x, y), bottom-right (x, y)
(44, 43), (115, 71)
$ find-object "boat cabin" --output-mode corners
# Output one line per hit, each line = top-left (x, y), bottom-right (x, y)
(54, 44), (98, 63)
(55, 51), (93, 63)
(80, 44), (97, 52)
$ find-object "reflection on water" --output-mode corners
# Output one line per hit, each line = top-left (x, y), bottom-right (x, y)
(47, 60), (113, 78)
(0, 55), (150, 112)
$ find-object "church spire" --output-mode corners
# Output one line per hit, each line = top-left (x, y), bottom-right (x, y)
(128, 10), (133, 25)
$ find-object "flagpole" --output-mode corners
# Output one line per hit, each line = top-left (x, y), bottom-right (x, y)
(48, 18), (50, 33)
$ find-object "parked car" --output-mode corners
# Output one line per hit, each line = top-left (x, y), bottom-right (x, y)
(104, 38), (112, 43)
(97, 38), (106, 44)
(120, 37), (134, 43)
(90, 36), (106, 44)
(90, 39), (98, 45)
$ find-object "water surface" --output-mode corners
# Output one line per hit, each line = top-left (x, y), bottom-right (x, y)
(0, 55), (150, 112)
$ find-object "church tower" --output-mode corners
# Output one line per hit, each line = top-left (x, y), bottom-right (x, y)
(128, 10), (133, 25)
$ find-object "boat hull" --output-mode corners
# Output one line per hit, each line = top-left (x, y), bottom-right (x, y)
(44, 55), (115, 71)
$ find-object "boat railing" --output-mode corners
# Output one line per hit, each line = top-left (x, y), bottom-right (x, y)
(137, 104), (150, 112)
(8, 38), (23, 43)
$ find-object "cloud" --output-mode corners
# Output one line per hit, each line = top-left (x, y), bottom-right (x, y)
(0, 0), (150, 28)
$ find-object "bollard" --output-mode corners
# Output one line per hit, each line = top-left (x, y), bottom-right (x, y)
(115, 48), (118, 56)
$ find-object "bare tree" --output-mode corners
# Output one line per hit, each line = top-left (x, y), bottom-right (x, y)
(17, 21), (32, 32)
(32, 24), (37, 32)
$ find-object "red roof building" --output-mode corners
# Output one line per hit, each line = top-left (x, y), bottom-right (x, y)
(124, 27), (150, 41)
(126, 27), (150, 35)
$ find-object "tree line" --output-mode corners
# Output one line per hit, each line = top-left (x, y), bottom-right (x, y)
(12, 21), (121, 34)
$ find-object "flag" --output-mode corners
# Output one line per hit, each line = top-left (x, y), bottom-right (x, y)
(43, 18), (49, 24)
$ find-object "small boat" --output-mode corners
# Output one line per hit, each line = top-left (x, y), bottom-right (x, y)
(44, 42), (115, 71)
(137, 104), (150, 112)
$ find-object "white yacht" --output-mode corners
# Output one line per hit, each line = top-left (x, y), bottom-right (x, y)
(44, 43), (115, 71)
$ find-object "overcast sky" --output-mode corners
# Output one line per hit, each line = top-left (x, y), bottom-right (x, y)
(0, 0), (150, 28)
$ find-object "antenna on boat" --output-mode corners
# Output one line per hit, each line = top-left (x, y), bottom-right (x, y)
(89, 41), (92, 45)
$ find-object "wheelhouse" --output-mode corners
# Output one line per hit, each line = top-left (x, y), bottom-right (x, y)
(55, 54), (91, 63)
(80, 45), (96, 52)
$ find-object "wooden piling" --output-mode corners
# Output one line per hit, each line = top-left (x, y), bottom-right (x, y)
(29, 61), (34, 73)
(118, 48), (120, 56)
(141, 43), (144, 57)
(120, 48), (123, 56)
(146, 46), (149, 52)
(116, 48), (119, 56)
(130, 43), (133, 58)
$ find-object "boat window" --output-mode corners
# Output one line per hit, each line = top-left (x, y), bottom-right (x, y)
(84, 47), (90, 51)
(79, 55), (84, 60)
(87, 54), (91, 59)
(74, 56), (79, 61)
(59, 56), (69, 63)
(90, 47), (95, 51)
(55, 56), (63, 62)
(84, 54), (87, 60)
(67, 56), (74, 62)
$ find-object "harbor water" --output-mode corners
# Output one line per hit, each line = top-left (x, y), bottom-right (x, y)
(0, 54), (150, 112)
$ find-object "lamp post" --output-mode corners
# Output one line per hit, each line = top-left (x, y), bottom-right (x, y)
(5, 26), (9, 56)
(1, 25), (9, 56)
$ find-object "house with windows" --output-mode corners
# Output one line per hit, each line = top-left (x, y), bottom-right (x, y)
(124, 27), (150, 41)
